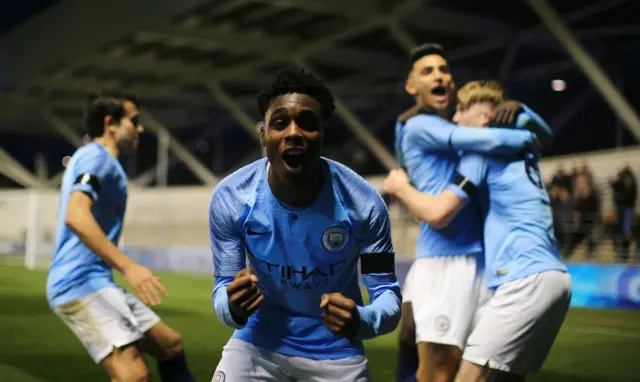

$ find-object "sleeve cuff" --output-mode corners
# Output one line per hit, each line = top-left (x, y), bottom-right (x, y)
(354, 305), (376, 340)
(213, 286), (247, 330)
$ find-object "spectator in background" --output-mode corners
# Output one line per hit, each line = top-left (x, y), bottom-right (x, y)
(572, 172), (601, 259)
(549, 183), (574, 258)
(551, 165), (572, 192)
(610, 164), (637, 262)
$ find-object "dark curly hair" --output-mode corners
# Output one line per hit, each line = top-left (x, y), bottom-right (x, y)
(257, 67), (335, 120)
(409, 43), (446, 64)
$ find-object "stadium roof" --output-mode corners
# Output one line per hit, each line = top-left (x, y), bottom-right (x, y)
(1, 0), (639, 187)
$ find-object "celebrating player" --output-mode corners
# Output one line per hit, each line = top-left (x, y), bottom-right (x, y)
(46, 94), (195, 382)
(209, 68), (402, 381)
(392, 44), (553, 382)
(384, 80), (570, 382)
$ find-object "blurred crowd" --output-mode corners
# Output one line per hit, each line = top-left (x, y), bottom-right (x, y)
(548, 163), (638, 262)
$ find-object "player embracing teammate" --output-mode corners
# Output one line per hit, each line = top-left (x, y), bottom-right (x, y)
(384, 44), (570, 382)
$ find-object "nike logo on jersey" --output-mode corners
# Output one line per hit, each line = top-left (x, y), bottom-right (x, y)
(247, 227), (271, 236)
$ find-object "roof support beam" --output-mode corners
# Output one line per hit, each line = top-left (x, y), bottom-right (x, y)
(0, 0), (213, 90)
(39, 108), (84, 147)
(139, 109), (218, 185)
(447, 0), (633, 62)
(297, 59), (397, 171)
(0, 148), (50, 188)
(525, 0), (640, 141)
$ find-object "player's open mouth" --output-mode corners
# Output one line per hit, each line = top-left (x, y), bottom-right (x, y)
(282, 148), (306, 171)
(431, 85), (447, 96)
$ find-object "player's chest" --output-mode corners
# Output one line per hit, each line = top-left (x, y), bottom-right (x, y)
(242, 210), (357, 262)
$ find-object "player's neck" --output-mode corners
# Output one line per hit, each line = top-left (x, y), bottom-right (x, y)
(267, 163), (324, 208)
(93, 137), (119, 158)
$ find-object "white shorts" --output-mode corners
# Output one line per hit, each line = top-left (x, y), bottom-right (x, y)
(213, 338), (370, 382)
(53, 286), (161, 363)
(462, 270), (572, 375)
(405, 255), (491, 350)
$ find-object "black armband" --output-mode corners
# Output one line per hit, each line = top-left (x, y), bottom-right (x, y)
(453, 174), (477, 199)
(74, 173), (102, 194)
(360, 253), (395, 274)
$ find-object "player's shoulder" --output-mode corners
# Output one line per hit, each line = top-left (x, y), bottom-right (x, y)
(68, 142), (117, 174)
(325, 158), (388, 218)
(72, 142), (108, 161)
(405, 113), (449, 132)
(211, 158), (265, 208)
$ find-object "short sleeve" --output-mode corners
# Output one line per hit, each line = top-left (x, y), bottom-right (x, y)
(446, 154), (488, 204)
(70, 147), (111, 202)
(209, 185), (247, 277)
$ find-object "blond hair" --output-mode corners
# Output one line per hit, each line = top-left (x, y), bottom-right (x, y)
(456, 80), (505, 111)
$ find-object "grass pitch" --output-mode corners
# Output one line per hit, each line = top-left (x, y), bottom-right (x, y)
(1, 258), (639, 381)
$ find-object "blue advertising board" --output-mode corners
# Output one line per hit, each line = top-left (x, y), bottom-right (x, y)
(395, 258), (640, 310)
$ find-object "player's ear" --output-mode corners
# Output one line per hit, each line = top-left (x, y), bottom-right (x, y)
(482, 109), (494, 127)
(257, 121), (265, 147)
(405, 77), (417, 96)
(104, 115), (117, 134)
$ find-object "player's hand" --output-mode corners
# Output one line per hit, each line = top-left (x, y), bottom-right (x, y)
(492, 100), (523, 126)
(227, 268), (264, 321)
(320, 293), (360, 338)
(383, 168), (411, 196)
(122, 263), (168, 306)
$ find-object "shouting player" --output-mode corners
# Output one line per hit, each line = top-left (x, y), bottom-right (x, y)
(393, 44), (553, 382)
(209, 68), (402, 381)
(46, 94), (195, 382)
(385, 80), (570, 382)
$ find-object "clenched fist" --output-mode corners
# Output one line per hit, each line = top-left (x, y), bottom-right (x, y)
(227, 268), (264, 321)
(320, 293), (360, 338)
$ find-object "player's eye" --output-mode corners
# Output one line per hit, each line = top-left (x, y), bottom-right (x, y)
(421, 67), (433, 76)
(295, 111), (320, 132)
(270, 118), (288, 130)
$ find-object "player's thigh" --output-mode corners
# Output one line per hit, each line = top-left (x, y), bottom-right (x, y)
(291, 354), (370, 382)
(462, 271), (571, 376)
(399, 301), (416, 343)
(52, 287), (149, 364)
(101, 344), (149, 382)
(412, 256), (481, 350)
(213, 338), (290, 382)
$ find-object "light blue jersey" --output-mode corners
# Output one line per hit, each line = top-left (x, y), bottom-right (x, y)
(46, 142), (128, 307)
(396, 111), (542, 259)
(448, 152), (567, 288)
(210, 158), (401, 360)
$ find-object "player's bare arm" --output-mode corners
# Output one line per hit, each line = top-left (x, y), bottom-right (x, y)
(226, 268), (264, 321)
(383, 169), (464, 228)
(65, 190), (167, 305)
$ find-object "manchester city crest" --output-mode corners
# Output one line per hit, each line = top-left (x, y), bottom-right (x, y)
(213, 371), (226, 382)
(321, 226), (350, 252)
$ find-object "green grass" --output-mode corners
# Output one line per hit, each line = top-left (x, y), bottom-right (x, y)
(1, 258), (639, 381)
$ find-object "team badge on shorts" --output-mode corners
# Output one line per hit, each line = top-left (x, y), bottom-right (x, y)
(322, 226), (350, 252)
(434, 315), (451, 334)
(213, 371), (226, 382)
